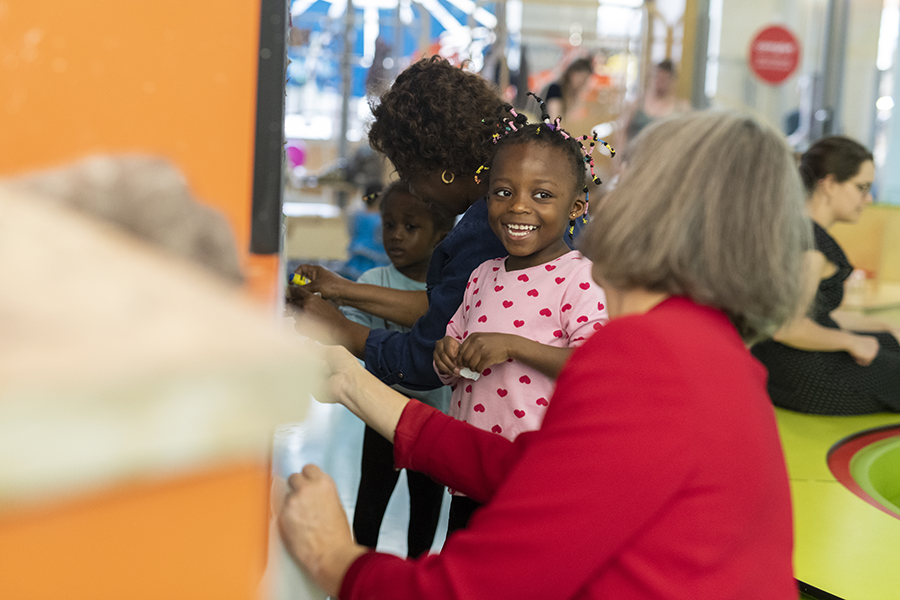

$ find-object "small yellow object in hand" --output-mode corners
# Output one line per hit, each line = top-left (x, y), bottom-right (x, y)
(291, 273), (310, 286)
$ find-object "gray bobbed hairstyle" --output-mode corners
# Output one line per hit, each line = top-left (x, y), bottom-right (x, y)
(578, 110), (810, 343)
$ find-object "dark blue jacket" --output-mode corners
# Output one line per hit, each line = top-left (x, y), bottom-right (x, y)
(363, 198), (506, 390)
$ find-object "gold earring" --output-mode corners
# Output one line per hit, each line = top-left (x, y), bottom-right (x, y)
(441, 170), (455, 184)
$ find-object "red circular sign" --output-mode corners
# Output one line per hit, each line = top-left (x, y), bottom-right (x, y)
(748, 25), (800, 85)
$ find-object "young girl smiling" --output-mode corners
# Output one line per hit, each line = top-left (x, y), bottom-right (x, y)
(434, 112), (610, 532)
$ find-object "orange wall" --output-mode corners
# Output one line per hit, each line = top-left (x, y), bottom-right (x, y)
(0, 1), (272, 289)
(0, 3), (281, 597)
(0, 461), (271, 600)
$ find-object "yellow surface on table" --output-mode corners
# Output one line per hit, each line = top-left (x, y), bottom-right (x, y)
(776, 408), (900, 599)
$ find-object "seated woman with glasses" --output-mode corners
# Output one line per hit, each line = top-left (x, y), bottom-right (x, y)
(752, 135), (900, 415)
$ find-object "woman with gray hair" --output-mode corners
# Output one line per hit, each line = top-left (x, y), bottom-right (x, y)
(277, 111), (808, 600)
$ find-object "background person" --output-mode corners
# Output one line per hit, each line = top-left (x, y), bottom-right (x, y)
(339, 185), (391, 281)
(291, 181), (454, 557)
(752, 136), (900, 414)
(617, 59), (691, 153)
(544, 57), (593, 123)
(278, 110), (807, 600)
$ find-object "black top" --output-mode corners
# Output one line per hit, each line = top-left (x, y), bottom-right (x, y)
(809, 221), (853, 328)
(751, 221), (900, 414)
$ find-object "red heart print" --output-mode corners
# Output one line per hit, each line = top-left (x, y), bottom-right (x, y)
(514, 410), (526, 418)
(573, 337), (585, 341)
(593, 322), (602, 330)
(545, 264), (556, 271)
(561, 303), (572, 312)
(527, 289), (539, 297)
(473, 277), (478, 283)
(466, 281), (471, 289)
(458, 401), (461, 407)
(482, 368), (492, 376)
(514, 320), (525, 328)
(463, 331), (468, 338)
(555, 277), (565, 284)
(474, 404), (485, 412)
(449, 319), (454, 324)
(540, 308), (552, 317)
(497, 388), (508, 397)
(553, 330), (563, 338)
(536, 397), (549, 406)
(598, 302), (605, 311)
(518, 274), (529, 282)
(474, 288), (479, 295)
(577, 315), (588, 323)
(493, 266), (500, 271)
(492, 425), (502, 434)
(494, 285), (504, 292)
(519, 375), (531, 384)
(465, 305), (470, 311)
(579, 282), (590, 290)
(507, 358), (513, 362)
(503, 300), (513, 308)
(478, 315), (487, 323)
(476, 300), (482, 308)
(465, 384), (472, 393)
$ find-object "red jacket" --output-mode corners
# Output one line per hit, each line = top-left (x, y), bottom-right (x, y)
(341, 296), (795, 600)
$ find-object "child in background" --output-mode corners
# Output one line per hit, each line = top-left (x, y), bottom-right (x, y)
(340, 185), (391, 281)
(293, 181), (456, 557)
(434, 104), (611, 534)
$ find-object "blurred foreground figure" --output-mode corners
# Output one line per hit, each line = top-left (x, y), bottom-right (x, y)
(8, 155), (244, 284)
(0, 156), (318, 600)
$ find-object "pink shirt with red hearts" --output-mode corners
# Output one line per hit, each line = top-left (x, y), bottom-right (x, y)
(439, 251), (608, 443)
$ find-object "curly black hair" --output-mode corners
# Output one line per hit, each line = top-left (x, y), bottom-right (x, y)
(368, 56), (510, 181)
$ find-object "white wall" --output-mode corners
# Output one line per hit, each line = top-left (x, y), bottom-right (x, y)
(713, 0), (881, 143)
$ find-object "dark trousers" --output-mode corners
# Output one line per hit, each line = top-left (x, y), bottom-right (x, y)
(447, 495), (482, 539)
(352, 425), (444, 558)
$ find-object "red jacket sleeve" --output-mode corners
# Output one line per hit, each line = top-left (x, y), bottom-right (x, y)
(392, 400), (520, 503)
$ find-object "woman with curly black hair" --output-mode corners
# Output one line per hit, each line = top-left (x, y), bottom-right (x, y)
(291, 57), (512, 394)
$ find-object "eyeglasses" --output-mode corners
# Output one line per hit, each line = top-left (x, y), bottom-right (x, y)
(853, 182), (872, 195)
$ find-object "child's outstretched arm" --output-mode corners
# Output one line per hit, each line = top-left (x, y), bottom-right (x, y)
(293, 264), (428, 328)
(457, 333), (572, 380)
(288, 286), (370, 359)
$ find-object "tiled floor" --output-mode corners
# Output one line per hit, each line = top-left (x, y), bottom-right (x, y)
(271, 399), (452, 559)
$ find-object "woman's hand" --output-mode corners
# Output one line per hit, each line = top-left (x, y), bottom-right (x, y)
(434, 336), (461, 377)
(318, 344), (367, 405)
(457, 332), (518, 374)
(293, 265), (351, 302)
(278, 465), (367, 597)
(848, 334), (880, 366)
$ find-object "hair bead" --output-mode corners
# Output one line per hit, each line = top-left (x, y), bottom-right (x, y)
(487, 92), (615, 192)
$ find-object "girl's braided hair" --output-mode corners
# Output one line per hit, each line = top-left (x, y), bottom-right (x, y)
(368, 56), (510, 180)
(481, 93), (615, 195)
(478, 94), (615, 238)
